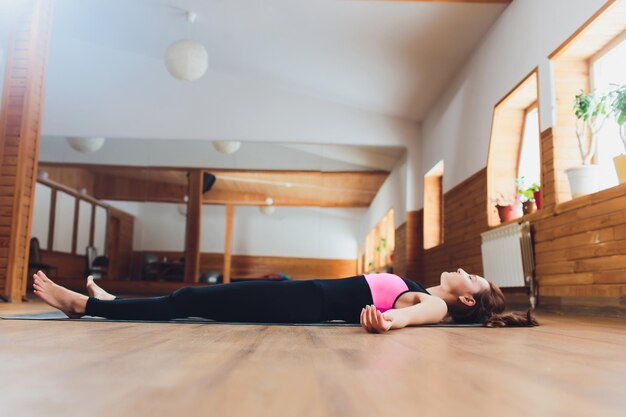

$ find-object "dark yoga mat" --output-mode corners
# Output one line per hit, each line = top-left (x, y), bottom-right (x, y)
(1, 311), (483, 327)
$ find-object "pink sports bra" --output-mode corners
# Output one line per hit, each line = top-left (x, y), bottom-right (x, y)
(363, 273), (415, 313)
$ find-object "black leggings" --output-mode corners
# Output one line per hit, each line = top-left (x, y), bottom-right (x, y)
(85, 276), (373, 324)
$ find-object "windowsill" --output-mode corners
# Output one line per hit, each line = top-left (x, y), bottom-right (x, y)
(487, 181), (626, 230)
(488, 208), (549, 230)
(555, 182), (626, 215)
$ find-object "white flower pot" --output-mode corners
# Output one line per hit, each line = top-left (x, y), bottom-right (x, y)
(565, 165), (601, 198)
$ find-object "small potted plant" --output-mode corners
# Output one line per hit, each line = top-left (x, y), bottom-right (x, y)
(609, 85), (626, 184)
(491, 192), (522, 223)
(516, 177), (540, 214)
(566, 90), (610, 197)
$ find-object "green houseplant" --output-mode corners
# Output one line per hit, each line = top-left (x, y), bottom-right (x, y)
(609, 85), (626, 184)
(516, 177), (540, 214)
(566, 90), (611, 197)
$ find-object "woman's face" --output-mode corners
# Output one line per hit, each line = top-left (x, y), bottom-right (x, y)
(440, 268), (490, 297)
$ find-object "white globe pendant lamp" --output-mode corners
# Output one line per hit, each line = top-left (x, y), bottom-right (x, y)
(212, 140), (241, 155)
(177, 195), (189, 216)
(165, 39), (208, 81)
(66, 136), (106, 154)
(164, 11), (208, 81)
(259, 197), (275, 215)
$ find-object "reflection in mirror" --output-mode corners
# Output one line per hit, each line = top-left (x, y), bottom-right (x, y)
(52, 191), (75, 254)
(32, 183), (52, 250)
(35, 136), (404, 286)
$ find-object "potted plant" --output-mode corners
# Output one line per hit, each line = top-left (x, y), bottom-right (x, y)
(609, 85), (626, 184)
(566, 90), (610, 198)
(491, 192), (522, 223)
(516, 177), (540, 214)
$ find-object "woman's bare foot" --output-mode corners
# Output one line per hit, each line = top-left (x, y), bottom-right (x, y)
(32, 271), (88, 319)
(86, 276), (116, 301)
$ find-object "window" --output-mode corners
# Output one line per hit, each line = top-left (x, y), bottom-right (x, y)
(591, 35), (626, 190)
(52, 191), (76, 253)
(32, 183), (52, 249)
(487, 69), (540, 226)
(549, 1), (626, 203)
(364, 208), (395, 273)
(517, 107), (541, 188)
(424, 161), (444, 249)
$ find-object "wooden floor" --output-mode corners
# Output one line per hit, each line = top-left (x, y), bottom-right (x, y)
(1, 297), (625, 417)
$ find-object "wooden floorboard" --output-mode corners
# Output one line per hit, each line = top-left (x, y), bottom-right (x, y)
(1, 297), (625, 417)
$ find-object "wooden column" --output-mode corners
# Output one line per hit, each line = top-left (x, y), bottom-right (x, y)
(0, 0), (54, 302)
(222, 204), (234, 284)
(184, 170), (203, 283)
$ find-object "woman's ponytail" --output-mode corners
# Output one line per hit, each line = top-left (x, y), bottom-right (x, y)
(483, 308), (539, 328)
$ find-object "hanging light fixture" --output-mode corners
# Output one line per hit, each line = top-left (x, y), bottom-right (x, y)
(212, 140), (241, 154)
(177, 195), (189, 216)
(66, 137), (106, 153)
(164, 11), (208, 81)
(259, 197), (275, 215)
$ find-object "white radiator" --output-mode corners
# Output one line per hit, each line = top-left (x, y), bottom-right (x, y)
(480, 221), (536, 307)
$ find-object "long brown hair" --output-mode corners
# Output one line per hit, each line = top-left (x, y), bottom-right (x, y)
(447, 281), (539, 327)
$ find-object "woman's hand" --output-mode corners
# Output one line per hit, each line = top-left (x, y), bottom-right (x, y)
(360, 305), (393, 333)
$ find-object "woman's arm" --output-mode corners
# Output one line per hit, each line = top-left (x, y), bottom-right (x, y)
(385, 296), (448, 328)
(360, 295), (448, 333)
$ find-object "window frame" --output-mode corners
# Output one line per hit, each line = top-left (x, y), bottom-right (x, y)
(486, 68), (541, 227)
(423, 161), (444, 250)
(364, 208), (395, 273)
(548, 0), (626, 205)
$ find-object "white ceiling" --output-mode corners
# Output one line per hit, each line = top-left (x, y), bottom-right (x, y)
(50, 0), (507, 122)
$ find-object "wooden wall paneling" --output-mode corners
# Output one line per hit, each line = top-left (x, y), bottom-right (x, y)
(43, 166), (96, 195)
(105, 207), (134, 280)
(0, 0), (53, 301)
(44, 163), (390, 208)
(404, 210), (423, 281)
(92, 173), (186, 203)
(38, 250), (86, 281)
(421, 169), (489, 286)
(539, 128), (557, 210)
(132, 251), (356, 282)
(393, 223), (407, 278)
(184, 170), (202, 283)
(223, 204), (234, 284)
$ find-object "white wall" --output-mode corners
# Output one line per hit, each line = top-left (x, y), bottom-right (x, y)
(105, 200), (364, 259)
(420, 0), (607, 196)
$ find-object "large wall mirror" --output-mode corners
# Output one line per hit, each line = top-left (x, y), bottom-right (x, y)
(35, 137), (405, 281)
